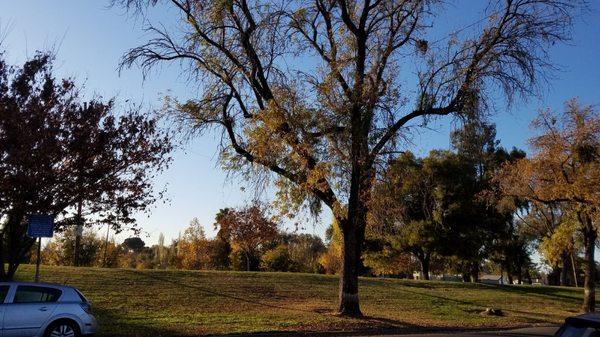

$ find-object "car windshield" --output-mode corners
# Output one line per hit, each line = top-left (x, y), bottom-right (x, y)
(557, 324), (600, 337)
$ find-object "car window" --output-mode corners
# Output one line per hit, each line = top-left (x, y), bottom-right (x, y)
(74, 289), (88, 302)
(0, 286), (9, 303)
(557, 325), (600, 337)
(13, 286), (62, 303)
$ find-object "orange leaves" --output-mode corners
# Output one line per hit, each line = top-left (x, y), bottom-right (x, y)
(496, 99), (600, 215)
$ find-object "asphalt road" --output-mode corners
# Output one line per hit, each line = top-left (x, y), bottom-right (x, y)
(239, 326), (561, 337)
(355, 326), (559, 337)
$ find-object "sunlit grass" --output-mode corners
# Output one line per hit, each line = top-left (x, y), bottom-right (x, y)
(15, 265), (581, 336)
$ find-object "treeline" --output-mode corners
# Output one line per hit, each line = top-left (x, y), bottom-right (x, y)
(38, 207), (332, 273)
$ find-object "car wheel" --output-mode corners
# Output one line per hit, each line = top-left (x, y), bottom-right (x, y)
(45, 320), (80, 337)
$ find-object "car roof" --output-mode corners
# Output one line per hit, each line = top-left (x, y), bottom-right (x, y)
(0, 281), (75, 291)
(566, 313), (600, 329)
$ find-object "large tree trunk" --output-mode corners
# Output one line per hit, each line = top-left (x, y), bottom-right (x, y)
(337, 162), (371, 317)
(337, 111), (372, 318)
(581, 215), (596, 313)
(1, 209), (33, 281)
(339, 221), (365, 317)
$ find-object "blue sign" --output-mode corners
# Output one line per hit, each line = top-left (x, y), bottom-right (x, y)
(27, 215), (55, 238)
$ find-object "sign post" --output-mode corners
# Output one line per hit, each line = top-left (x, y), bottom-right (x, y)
(27, 215), (55, 282)
(35, 237), (42, 282)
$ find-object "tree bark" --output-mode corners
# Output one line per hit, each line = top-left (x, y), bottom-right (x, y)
(469, 262), (479, 283)
(337, 112), (371, 317)
(2, 209), (32, 281)
(416, 252), (430, 280)
(74, 199), (83, 267)
(504, 259), (513, 285)
(338, 218), (365, 317)
(581, 215), (596, 313)
(244, 251), (251, 272)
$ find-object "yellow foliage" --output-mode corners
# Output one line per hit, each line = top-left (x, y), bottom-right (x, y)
(539, 215), (580, 266)
(319, 220), (343, 275)
(177, 218), (211, 270)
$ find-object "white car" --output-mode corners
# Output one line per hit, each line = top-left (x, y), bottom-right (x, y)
(0, 282), (97, 337)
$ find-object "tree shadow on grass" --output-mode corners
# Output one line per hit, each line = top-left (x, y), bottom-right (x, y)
(93, 306), (183, 337)
(378, 278), (580, 311)
(124, 269), (318, 314)
(492, 285), (581, 303)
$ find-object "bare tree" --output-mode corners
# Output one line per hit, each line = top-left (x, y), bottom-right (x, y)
(118, 0), (579, 316)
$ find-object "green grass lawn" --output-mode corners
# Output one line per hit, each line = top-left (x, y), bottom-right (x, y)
(15, 265), (584, 336)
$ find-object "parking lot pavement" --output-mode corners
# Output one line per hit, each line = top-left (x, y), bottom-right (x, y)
(356, 326), (559, 337)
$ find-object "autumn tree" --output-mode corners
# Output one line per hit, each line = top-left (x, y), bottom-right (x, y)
(0, 51), (172, 280)
(177, 218), (211, 270)
(215, 206), (279, 271)
(119, 0), (579, 315)
(40, 228), (103, 267)
(537, 211), (581, 286)
(286, 233), (326, 273)
(496, 100), (600, 312)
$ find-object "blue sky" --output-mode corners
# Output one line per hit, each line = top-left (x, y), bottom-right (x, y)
(1, 1), (599, 245)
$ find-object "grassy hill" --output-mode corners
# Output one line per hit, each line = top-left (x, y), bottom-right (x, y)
(15, 265), (583, 336)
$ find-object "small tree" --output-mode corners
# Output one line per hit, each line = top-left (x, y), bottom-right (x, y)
(496, 100), (600, 312)
(41, 228), (103, 267)
(177, 218), (211, 270)
(261, 244), (292, 272)
(123, 237), (146, 253)
(216, 206), (279, 271)
(287, 234), (326, 273)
